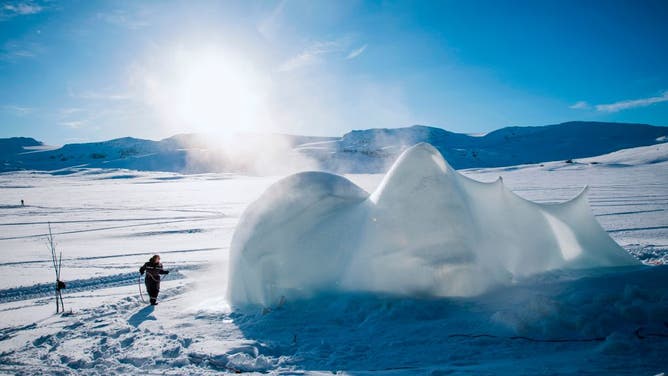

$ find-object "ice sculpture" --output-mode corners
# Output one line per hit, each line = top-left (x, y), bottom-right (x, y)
(228, 143), (639, 306)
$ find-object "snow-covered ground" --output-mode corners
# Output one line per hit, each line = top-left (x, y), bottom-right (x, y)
(0, 146), (666, 374)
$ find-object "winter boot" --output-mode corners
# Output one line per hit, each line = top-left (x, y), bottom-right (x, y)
(150, 298), (157, 305)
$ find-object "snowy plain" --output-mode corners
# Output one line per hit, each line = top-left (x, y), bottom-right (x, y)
(0, 143), (667, 375)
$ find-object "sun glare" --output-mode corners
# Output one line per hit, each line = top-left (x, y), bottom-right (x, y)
(143, 46), (270, 137)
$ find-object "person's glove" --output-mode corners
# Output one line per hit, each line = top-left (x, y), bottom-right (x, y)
(164, 270), (170, 274)
(139, 271), (144, 275)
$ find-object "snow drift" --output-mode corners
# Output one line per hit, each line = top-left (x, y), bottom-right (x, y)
(228, 143), (639, 306)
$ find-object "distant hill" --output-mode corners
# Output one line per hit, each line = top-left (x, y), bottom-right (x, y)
(1, 121), (666, 174)
(0, 133), (336, 174)
(299, 121), (668, 172)
(1, 136), (184, 173)
(0, 137), (42, 158)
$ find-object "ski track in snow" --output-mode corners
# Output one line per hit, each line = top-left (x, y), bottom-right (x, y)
(0, 160), (667, 374)
(0, 268), (194, 304)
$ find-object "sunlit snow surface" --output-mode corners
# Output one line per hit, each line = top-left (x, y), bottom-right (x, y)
(0, 146), (667, 374)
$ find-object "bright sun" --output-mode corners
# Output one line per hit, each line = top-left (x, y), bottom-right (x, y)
(143, 46), (270, 136)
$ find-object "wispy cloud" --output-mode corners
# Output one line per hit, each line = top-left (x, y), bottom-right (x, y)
(97, 9), (151, 30)
(60, 120), (87, 129)
(0, 1), (44, 20)
(569, 101), (590, 110)
(58, 106), (89, 129)
(58, 106), (128, 131)
(595, 91), (668, 112)
(69, 88), (134, 101)
(1, 104), (35, 116)
(59, 107), (85, 115)
(346, 44), (367, 60)
(278, 39), (349, 72)
(257, 0), (286, 41)
(278, 50), (319, 72)
(0, 40), (44, 61)
(279, 38), (367, 71)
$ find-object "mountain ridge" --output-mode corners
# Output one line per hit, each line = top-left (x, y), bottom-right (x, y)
(308, 121), (667, 171)
(1, 121), (666, 173)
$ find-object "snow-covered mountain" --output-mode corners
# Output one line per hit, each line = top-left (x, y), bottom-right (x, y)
(0, 134), (335, 174)
(0, 137), (43, 158)
(1, 121), (666, 173)
(0, 136), (186, 173)
(303, 121), (668, 172)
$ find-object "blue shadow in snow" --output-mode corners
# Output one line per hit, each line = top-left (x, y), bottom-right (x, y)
(230, 266), (667, 373)
(231, 293), (486, 373)
(128, 305), (156, 328)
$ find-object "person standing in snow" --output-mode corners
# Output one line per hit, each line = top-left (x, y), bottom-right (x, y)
(139, 255), (169, 305)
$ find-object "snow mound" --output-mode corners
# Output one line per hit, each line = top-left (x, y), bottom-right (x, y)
(228, 143), (639, 306)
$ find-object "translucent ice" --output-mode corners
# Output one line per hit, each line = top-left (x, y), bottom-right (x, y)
(228, 143), (639, 306)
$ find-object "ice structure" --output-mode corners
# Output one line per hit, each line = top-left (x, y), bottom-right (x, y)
(228, 143), (639, 306)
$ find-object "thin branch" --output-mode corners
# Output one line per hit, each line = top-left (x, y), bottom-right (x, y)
(57, 251), (62, 280)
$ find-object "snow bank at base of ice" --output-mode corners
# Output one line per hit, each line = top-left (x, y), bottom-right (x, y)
(232, 266), (667, 374)
(228, 143), (639, 307)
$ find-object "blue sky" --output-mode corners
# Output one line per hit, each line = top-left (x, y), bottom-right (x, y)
(1, 0), (667, 144)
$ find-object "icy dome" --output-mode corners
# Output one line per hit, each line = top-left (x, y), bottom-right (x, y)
(228, 143), (639, 306)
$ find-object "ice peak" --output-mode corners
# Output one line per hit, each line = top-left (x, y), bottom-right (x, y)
(399, 142), (451, 173)
(370, 143), (453, 204)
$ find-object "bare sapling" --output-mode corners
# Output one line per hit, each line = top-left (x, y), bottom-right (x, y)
(46, 223), (66, 313)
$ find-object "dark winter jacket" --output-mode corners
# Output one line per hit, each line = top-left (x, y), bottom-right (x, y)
(139, 261), (169, 283)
